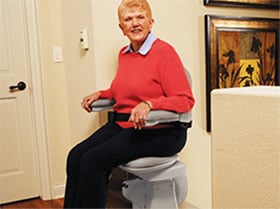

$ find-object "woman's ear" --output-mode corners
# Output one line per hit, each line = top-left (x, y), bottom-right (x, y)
(149, 19), (155, 30)
(119, 23), (126, 36)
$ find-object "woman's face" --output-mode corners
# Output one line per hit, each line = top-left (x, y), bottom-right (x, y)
(119, 6), (154, 51)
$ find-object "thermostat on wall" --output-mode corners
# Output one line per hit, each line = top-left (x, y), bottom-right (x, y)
(80, 30), (89, 50)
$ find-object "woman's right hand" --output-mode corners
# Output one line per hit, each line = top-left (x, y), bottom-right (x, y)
(81, 91), (101, 113)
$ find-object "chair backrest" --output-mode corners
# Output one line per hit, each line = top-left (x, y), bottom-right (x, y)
(179, 68), (193, 125)
(185, 68), (192, 88)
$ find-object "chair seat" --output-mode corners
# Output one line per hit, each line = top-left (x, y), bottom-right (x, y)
(119, 155), (178, 174)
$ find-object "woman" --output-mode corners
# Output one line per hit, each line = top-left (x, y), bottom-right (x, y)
(64, 0), (195, 208)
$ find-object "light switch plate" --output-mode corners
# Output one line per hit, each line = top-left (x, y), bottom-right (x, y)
(53, 47), (63, 63)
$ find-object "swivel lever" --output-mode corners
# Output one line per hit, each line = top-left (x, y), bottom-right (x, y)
(9, 81), (26, 91)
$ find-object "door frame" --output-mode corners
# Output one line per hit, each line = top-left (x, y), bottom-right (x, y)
(24, 0), (52, 200)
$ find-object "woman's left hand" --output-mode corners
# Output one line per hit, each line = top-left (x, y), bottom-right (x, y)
(129, 101), (152, 130)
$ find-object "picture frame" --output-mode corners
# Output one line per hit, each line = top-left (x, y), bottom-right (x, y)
(205, 15), (280, 132)
(204, 0), (280, 9)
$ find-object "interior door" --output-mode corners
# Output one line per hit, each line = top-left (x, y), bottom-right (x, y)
(0, 0), (39, 204)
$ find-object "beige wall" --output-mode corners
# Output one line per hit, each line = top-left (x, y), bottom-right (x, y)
(37, 0), (279, 208)
(38, 0), (71, 195)
(211, 87), (280, 209)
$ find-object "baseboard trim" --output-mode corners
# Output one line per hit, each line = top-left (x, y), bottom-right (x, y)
(52, 183), (65, 199)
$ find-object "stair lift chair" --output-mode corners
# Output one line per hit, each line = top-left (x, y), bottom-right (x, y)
(91, 69), (193, 209)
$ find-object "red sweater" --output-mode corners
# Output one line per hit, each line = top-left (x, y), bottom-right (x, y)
(100, 39), (195, 128)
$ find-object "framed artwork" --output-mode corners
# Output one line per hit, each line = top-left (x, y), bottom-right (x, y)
(205, 15), (280, 132)
(204, 0), (280, 9)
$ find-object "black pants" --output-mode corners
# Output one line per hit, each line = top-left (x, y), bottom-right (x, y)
(63, 122), (187, 208)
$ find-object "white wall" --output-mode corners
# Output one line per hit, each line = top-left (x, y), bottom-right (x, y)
(37, 0), (279, 207)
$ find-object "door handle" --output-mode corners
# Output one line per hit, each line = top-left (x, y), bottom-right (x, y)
(9, 81), (27, 91)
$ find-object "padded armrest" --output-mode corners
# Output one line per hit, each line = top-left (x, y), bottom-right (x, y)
(91, 99), (192, 127)
(91, 99), (115, 111)
(146, 110), (192, 127)
(146, 110), (179, 126)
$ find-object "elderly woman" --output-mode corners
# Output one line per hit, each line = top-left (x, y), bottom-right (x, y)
(63, 0), (195, 208)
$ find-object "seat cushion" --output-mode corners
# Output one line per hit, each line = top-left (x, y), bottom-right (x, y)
(119, 155), (183, 177)
(125, 155), (178, 168)
(120, 155), (179, 173)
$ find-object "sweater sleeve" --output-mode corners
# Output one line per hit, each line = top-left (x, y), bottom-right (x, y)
(99, 89), (113, 99)
(149, 51), (195, 113)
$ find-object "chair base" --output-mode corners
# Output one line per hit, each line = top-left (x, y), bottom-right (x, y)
(120, 161), (188, 209)
(122, 178), (179, 209)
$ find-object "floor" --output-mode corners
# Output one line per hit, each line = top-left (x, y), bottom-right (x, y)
(1, 168), (132, 209)
(0, 188), (131, 209)
(0, 198), (64, 209)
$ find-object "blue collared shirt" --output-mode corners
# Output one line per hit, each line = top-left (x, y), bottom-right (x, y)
(122, 32), (157, 55)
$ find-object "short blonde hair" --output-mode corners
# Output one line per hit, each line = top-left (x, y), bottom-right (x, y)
(118, 0), (153, 22)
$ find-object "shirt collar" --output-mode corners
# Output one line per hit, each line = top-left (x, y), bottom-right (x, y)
(122, 32), (157, 55)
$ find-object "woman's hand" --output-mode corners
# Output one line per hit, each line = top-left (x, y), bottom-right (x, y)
(129, 101), (152, 130)
(81, 91), (101, 113)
